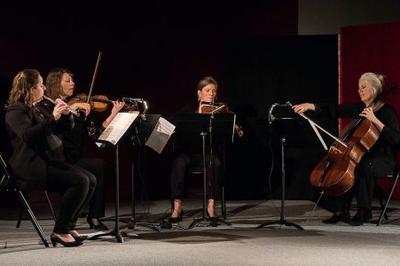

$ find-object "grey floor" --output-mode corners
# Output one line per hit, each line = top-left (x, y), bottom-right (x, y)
(1, 199), (400, 265)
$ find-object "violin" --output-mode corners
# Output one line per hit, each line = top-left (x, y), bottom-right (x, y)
(67, 93), (113, 112)
(198, 101), (230, 114)
(67, 93), (140, 113)
(198, 101), (244, 137)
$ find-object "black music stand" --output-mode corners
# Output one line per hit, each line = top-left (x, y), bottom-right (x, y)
(172, 113), (235, 228)
(90, 141), (124, 242)
(257, 103), (304, 230)
(121, 114), (161, 235)
(90, 112), (140, 242)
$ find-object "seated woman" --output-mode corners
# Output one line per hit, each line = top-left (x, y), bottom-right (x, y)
(5, 69), (96, 247)
(292, 72), (400, 225)
(167, 76), (241, 226)
(45, 68), (124, 230)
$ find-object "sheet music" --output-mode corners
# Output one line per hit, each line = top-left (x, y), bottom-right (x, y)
(97, 112), (140, 146)
(145, 117), (175, 154)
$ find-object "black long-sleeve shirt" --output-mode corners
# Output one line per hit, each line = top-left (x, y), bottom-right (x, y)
(316, 102), (400, 168)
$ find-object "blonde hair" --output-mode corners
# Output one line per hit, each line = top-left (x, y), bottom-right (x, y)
(6, 69), (41, 107)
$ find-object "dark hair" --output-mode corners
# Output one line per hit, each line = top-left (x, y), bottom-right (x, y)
(197, 76), (218, 91)
(6, 69), (41, 107)
(45, 67), (74, 100)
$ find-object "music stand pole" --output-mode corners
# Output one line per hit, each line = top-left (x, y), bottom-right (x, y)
(188, 132), (209, 228)
(122, 150), (159, 235)
(90, 144), (124, 242)
(257, 137), (303, 230)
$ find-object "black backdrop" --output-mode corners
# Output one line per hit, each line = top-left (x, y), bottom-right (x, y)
(0, 2), (339, 203)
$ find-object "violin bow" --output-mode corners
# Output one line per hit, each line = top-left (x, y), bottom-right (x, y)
(86, 50), (102, 104)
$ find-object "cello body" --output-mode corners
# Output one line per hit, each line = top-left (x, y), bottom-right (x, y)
(309, 119), (380, 196)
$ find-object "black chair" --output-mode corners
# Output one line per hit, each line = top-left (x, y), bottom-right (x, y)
(0, 152), (50, 247)
(187, 164), (227, 219)
(376, 166), (400, 226)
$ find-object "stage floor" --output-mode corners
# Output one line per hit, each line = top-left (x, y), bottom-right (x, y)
(1, 199), (400, 265)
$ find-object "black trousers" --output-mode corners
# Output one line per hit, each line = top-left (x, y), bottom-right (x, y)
(170, 153), (222, 200)
(330, 157), (395, 212)
(75, 158), (105, 218)
(46, 161), (96, 234)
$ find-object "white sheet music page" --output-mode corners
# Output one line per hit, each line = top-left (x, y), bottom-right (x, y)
(97, 111), (140, 145)
(145, 117), (175, 154)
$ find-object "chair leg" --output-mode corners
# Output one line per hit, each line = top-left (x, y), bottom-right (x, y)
(16, 189), (50, 247)
(378, 197), (389, 221)
(44, 191), (57, 222)
(16, 205), (23, 228)
(377, 172), (400, 226)
(221, 185), (226, 219)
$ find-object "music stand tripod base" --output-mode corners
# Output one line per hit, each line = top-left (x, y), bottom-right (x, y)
(256, 137), (303, 231)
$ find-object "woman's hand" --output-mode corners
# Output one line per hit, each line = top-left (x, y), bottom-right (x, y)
(292, 103), (315, 114)
(111, 100), (125, 116)
(70, 102), (91, 116)
(360, 107), (385, 131)
(235, 124), (244, 138)
(102, 100), (125, 128)
(52, 99), (70, 120)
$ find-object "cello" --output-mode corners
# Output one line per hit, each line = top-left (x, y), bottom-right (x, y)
(292, 103), (382, 196)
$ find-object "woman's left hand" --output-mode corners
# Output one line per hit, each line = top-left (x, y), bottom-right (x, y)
(111, 100), (125, 115)
(359, 107), (377, 122)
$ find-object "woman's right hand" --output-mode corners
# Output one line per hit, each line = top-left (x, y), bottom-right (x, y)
(70, 102), (91, 116)
(291, 103), (315, 114)
(52, 99), (70, 120)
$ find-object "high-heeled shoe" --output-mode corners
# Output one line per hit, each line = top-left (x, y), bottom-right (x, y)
(167, 210), (183, 223)
(87, 217), (108, 231)
(69, 230), (88, 242)
(50, 233), (83, 247)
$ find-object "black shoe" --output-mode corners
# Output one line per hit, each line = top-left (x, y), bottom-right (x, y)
(322, 211), (350, 224)
(160, 220), (172, 229)
(350, 208), (372, 226)
(50, 233), (83, 247)
(87, 217), (108, 231)
(208, 216), (219, 227)
(167, 210), (183, 224)
(69, 231), (88, 242)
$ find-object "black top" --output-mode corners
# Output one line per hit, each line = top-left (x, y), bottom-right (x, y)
(5, 101), (71, 188)
(316, 102), (400, 168)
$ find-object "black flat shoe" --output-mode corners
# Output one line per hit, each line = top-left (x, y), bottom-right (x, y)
(50, 233), (82, 247)
(87, 217), (108, 231)
(322, 211), (350, 224)
(350, 208), (372, 226)
(208, 216), (219, 227)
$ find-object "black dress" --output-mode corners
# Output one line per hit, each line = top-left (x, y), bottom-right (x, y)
(169, 103), (223, 200)
(60, 110), (106, 219)
(316, 102), (400, 211)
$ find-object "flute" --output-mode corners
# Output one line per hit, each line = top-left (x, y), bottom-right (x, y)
(42, 95), (80, 117)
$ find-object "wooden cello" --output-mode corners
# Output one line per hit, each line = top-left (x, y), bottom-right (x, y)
(292, 103), (381, 196)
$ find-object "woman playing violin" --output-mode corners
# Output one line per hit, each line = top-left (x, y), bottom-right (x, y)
(166, 76), (243, 227)
(45, 67), (124, 230)
(5, 69), (96, 247)
(293, 72), (400, 225)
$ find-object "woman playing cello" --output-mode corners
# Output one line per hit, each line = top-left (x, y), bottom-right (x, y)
(292, 72), (400, 225)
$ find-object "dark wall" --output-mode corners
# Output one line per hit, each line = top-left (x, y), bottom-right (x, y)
(0, 2), (339, 202)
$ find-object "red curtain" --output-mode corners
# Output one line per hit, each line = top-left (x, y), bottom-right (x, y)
(339, 21), (400, 111)
(339, 21), (400, 198)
